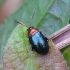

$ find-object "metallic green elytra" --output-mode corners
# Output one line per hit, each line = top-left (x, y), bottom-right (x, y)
(27, 27), (49, 55)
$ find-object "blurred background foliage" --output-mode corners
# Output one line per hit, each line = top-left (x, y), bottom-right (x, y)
(0, 0), (4, 6)
(0, 0), (70, 69)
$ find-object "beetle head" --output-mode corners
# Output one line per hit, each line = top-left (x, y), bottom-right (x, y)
(27, 27), (37, 36)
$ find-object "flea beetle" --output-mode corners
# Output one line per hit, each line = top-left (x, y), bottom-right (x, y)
(27, 27), (49, 55)
(14, 21), (49, 55)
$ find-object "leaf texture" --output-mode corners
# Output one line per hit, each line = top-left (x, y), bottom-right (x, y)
(3, 25), (68, 70)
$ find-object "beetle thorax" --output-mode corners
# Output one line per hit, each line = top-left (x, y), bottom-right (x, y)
(30, 29), (37, 36)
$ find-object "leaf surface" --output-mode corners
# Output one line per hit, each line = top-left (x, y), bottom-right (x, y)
(3, 24), (68, 70)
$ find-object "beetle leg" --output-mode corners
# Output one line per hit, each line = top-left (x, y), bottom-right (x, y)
(30, 46), (35, 51)
(44, 37), (49, 40)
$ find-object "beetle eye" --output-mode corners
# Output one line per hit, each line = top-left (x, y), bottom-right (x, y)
(27, 28), (29, 31)
(29, 27), (32, 30)
(27, 27), (31, 31)
(31, 26), (34, 28)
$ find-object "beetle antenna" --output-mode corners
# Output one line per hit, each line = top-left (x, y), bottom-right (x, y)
(32, 10), (36, 19)
(30, 10), (36, 26)
(14, 20), (24, 25)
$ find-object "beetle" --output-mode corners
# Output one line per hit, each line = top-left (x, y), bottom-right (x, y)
(14, 21), (49, 55)
(27, 26), (49, 55)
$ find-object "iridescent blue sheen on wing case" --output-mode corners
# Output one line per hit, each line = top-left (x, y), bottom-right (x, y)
(27, 27), (49, 55)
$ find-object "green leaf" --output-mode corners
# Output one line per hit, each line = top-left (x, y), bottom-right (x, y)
(26, 58), (37, 70)
(63, 46), (70, 70)
(0, 0), (70, 68)
(0, 65), (2, 70)
(3, 24), (68, 70)
(0, 19), (16, 64)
